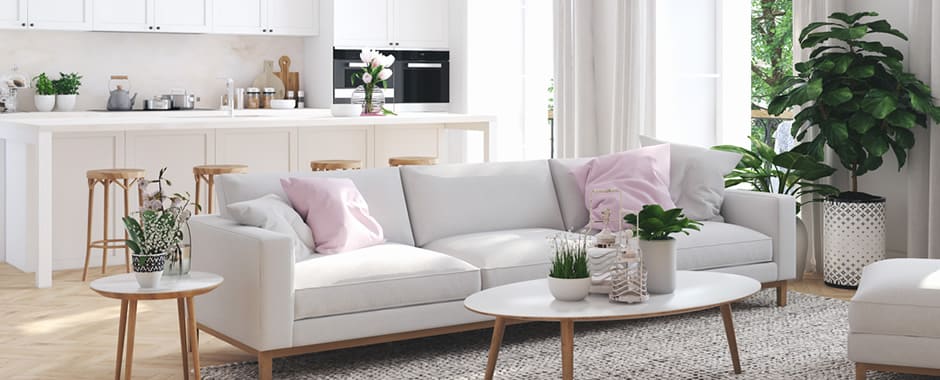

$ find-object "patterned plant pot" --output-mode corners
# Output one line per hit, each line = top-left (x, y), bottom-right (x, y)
(132, 252), (167, 289)
(823, 193), (886, 289)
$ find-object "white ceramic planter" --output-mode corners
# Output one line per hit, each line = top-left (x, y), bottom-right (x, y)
(34, 95), (55, 112)
(55, 94), (77, 112)
(548, 276), (591, 301)
(134, 271), (164, 289)
(639, 238), (677, 294)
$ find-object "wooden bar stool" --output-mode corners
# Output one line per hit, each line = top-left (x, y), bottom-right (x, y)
(193, 164), (248, 215)
(83, 168), (146, 282)
(389, 156), (439, 167)
(310, 159), (362, 171)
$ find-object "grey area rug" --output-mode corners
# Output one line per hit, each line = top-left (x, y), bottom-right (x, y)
(203, 290), (935, 379)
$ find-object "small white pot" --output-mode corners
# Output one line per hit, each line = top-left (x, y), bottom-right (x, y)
(640, 238), (677, 294)
(135, 271), (164, 289)
(34, 95), (55, 112)
(548, 276), (592, 301)
(55, 94), (77, 112)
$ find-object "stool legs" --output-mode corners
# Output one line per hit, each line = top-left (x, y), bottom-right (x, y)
(194, 174), (202, 216)
(102, 179), (110, 274)
(123, 178), (131, 273)
(82, 179), (95, 282)
(83, 176), (143, 281)
(206, 175), (215, 215)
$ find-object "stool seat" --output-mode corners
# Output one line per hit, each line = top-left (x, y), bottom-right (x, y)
(193, 164), (249, 175)
(388, 156), (438, 167)
(311, 160), (362, 171)
(87, 168), (146, 180)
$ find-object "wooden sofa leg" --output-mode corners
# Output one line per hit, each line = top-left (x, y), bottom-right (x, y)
(258, 352), (273, 380)
(776, 282), (788, 307)
(855, 363), (867, 380)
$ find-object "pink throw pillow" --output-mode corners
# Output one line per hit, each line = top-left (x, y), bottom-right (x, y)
(572, 144), (676, 231)
(280, 177), (384, 254)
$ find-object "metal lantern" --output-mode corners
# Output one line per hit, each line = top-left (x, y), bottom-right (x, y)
(609, 239), (649, 304)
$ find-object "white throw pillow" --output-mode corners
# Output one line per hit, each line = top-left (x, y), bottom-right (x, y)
(640, 135), (741, 222)
(226, 194), (316, 262)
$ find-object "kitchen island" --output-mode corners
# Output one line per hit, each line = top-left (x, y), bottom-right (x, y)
(0, 109), (494, 288)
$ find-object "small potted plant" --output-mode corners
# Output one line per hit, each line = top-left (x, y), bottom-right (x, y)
(625, 204), (702, 294)
(52, 72), (82, 112)
(548, 233), (591, 301)
(351, 49), (396, 116)
(32, 73), (55, 112)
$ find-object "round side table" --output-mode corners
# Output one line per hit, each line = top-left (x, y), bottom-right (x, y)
(90, 272), (223, 380)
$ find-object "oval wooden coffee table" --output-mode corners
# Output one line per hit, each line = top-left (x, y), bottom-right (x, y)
(464, 271), (761, 380)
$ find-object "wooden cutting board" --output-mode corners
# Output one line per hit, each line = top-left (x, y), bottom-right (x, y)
(275, 55), (300, 99)
(252, 60), (286, 99)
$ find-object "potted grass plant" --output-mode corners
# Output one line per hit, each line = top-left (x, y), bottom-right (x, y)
(625, 204), (702, 294)
(548, 233), (590, 301)
(32, 73), (55, 112)
(52, 72), (82, 112)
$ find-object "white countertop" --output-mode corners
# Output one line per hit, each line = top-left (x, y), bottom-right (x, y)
(0, 109), (495, 133)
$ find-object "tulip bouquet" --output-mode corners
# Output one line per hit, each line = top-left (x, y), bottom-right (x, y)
(352, 48), (396, 115)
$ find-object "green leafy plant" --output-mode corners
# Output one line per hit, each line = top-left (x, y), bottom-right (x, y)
(768, 11), (940, 193)
(548, 233), (589, 279)
(123, 168), (198, 267)
(52, 72), (82, 95)
(32, 73), (55, 96)
(751, 0), (793, 110)
(624, 205), (702, 241)
(713, 136), (839, 213)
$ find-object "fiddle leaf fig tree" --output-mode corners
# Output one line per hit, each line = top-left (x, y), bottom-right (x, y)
(768, 11), (940, 194)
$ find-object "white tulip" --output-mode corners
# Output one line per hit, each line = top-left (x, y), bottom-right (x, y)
(371, 55), (383, 68)
(359, 49), (376, 64)
(380, 54), (395, 68)
(378, 68), (393, 81)
(362, 73), (373, 84)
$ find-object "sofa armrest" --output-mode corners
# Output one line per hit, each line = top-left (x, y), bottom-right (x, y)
(720, 189), (796, 281)
(190, 215), (294, 351)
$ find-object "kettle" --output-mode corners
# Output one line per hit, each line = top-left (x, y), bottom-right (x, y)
(107, 75), (137, 111)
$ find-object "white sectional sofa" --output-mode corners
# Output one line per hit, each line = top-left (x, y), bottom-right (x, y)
(190, 160), (795, 380)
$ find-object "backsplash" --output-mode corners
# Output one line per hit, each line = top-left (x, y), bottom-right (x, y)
(0, 30), (305, 111)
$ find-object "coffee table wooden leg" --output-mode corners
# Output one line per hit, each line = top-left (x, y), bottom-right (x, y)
(178, 298), (190, 380)
(720, 303), (742, 374)
(561, 319), (574, 380)
(485, 317), (507, 380)
(124, 300), (138, 380)
(114, 299), (128, 380)
(186, 297), (202, 380)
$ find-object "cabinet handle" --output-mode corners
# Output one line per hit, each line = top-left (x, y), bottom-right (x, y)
(395, 42), (400, 46)
(269, 29), (274, 33)
(21, 22), (25, 27)
(388, 42), (393, 46)
(29, 23), (34, 27)
(148, 26), (153, 30)
(262, 29), (267, 32)
(155, 26), (160, 30)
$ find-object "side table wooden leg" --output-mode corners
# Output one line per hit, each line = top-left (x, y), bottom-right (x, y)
(124, 300), (138, 380)
(561, 319), (574, 380)
(720, 303), (742, 374)
(114, 299), (128, 380)
(186, 297), (202, 380)
(485, 317), (507, 380)
(177, 298), (190, 380)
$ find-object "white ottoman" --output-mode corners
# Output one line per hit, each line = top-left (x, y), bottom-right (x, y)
(848, 258), (940, 379)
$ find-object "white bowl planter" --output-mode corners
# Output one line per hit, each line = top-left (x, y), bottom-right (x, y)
(34, 95), (55, 112)
(548, 276), (591, 301)
(639, 238), (677, 294)
(55, 94), (77, 112)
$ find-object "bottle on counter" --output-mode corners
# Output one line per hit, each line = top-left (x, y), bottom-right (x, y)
(245, 87), (261, 109)
(296, 90), (305, 109)
(262, 87), (275, 109)
(235, 88), (245, 109)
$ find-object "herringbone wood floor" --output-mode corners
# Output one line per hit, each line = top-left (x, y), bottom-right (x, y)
(0, 263), (853, 379)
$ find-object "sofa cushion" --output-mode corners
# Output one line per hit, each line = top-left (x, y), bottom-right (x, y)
(281, 177), (385, 254)
(293, 243), (480, 320)
(674, 222), (773, 271)
(849, 259), (940, 339)
(400, 161), (566, 246)
(549, 158), (591, 231)
(226, 194), (315, 262)
(214, 167), (415, 246)
(423, 228), (566, 289)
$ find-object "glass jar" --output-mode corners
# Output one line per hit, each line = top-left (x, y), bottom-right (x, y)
(245, 87), (261, 109)
(262, 87), (275, 109)
(164, 222), (191, 277)
(351, 86), (385, 115)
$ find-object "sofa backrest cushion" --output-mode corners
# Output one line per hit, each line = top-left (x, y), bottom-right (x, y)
(215, 168), (415, 246)
(549, 158), (591, 231)
(400, 160), (566, 246)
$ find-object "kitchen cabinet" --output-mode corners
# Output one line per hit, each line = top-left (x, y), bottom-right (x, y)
(0, 0), (93, 31)
(216, 128), (298, 172)
(0, 0), (27, 29)
(297, 126), (373, 168)
(125, 129), (215, 201)
(212, 0), (318, 36)
(373, 124), (442, 168)
(93, 0), (210, 33)
(334, 0), (448, 49)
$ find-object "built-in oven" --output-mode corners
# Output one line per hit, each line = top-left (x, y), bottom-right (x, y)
(333, 49), (397, 105)
(333, 49), (449, 112)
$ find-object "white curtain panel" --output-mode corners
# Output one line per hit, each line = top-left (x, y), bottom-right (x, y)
(906, 0), (940, 259)
(553, 0), (656, 158)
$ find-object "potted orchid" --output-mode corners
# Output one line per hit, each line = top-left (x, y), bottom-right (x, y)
(123, 168), (199, 288)
(351, 49), (396, 116)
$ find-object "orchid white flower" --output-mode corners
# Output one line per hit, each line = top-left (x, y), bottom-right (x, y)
(362, 72), (373, 84)
(378, 68), (393, 81)
(380, 54), (395, 68)
(359, 49), (377, 64)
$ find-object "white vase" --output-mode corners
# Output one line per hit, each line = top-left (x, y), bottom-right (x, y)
(548, 276), (592, 301)
(135, 271), (164, 289)
(795, 216), (808, 280)
(640, 238), (677, 294)
(34, 95), (55, 112)
(55, 94), (77, 112)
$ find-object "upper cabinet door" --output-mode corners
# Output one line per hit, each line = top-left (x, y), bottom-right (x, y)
(153, 0), (211, 33)
(26, 0), (92, 30)
(92, 0), (151, 32)
(334, 0), (389, 49)
(212, 0), (265, 35)
(0, 0), (27, 29)
(267, 0), (318, 36)
(391, 0), (448, 49)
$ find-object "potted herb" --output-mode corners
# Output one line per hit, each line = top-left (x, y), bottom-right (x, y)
(351, 49), (396, 116)
(52, 72), (82, 112)
(624, 204), (702, 294)
(123, 168), (197, 288)
(769, 12), (940, 287)
(548, 233), (590, 301)
(32, 73), (55, 112)
(712, 136), (839, 278)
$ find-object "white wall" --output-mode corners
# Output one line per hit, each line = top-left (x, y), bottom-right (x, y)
(0, 30), (305, 111)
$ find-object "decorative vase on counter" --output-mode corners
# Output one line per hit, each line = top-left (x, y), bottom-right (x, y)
(639, 238), (677, 294)
(34, 95), (55, 112)
(351, 85), (385, 116)
(55, 94), (76, 112)
(132, 252), (167, 289)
